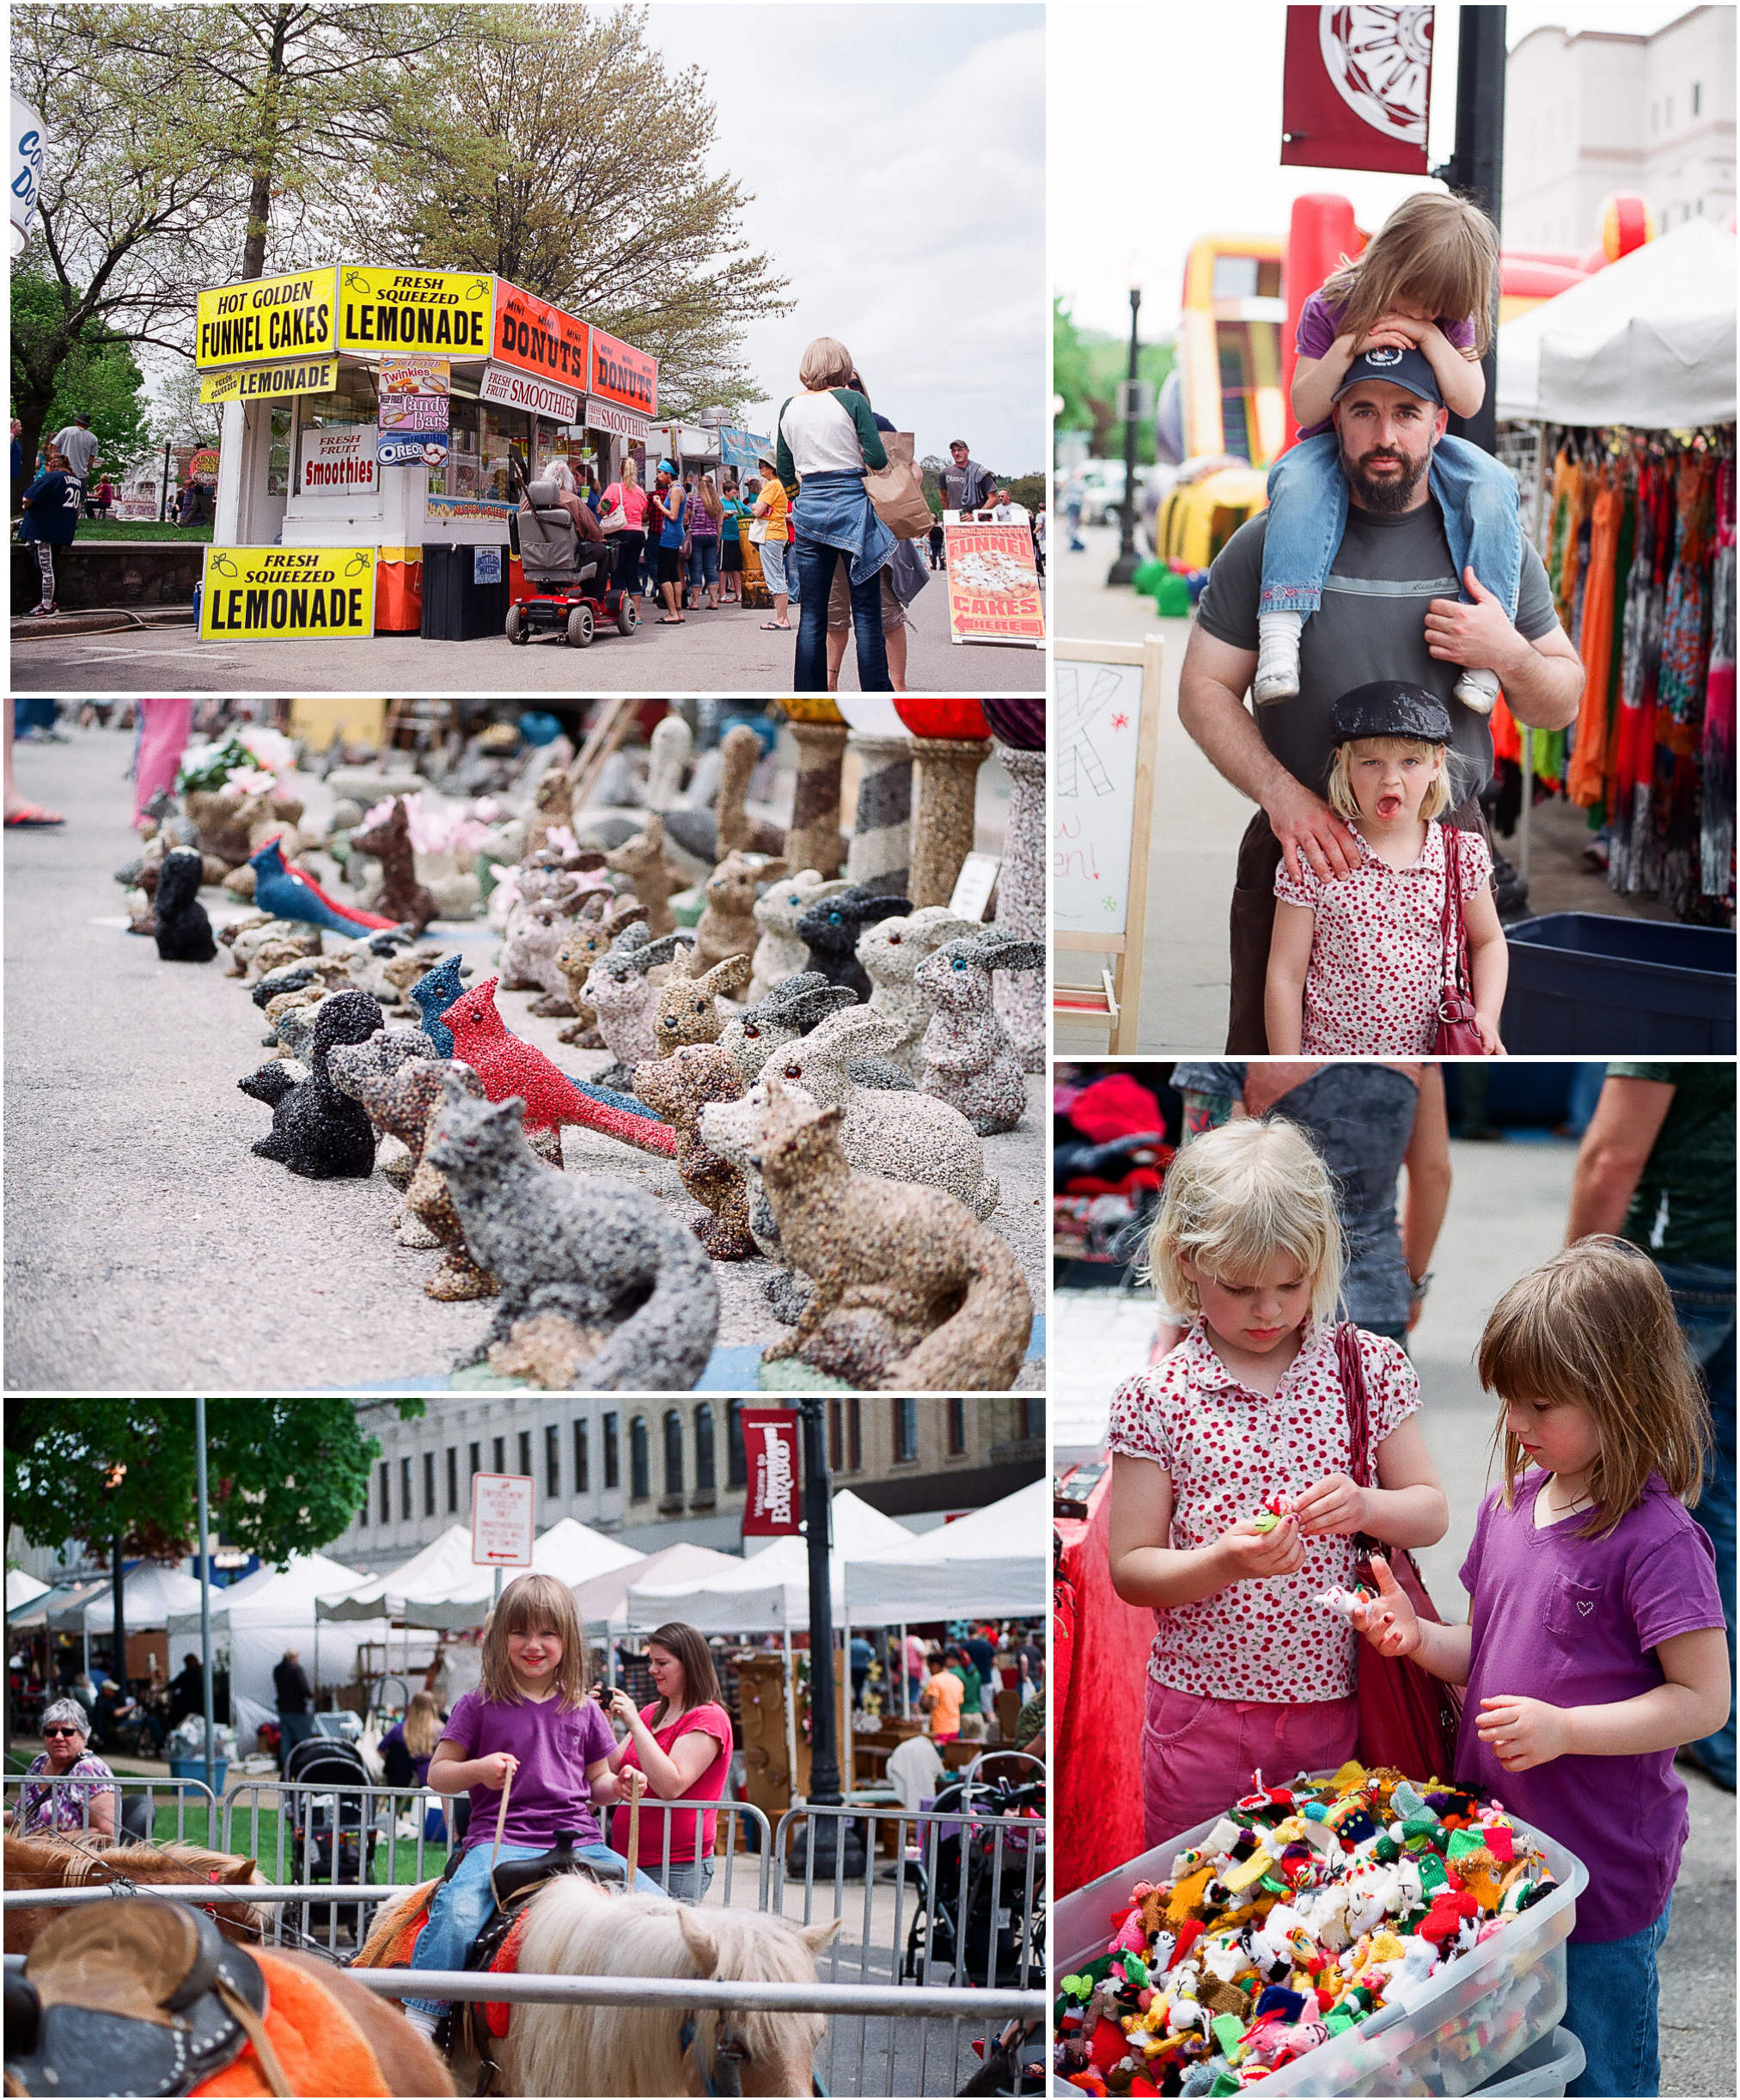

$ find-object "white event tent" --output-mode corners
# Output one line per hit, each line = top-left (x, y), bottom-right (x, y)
(168, 1551), (387, 1736)
(6, 1571), (50, 1616)
(841, 1477), (1049, 1621)
(1496, 220), (1737, 427)
(60, 1560), (205, 1633)
(314, 1524), (474, 1624)
(572, 1541), (741, 1638)
(315, 1517), (644, 1633)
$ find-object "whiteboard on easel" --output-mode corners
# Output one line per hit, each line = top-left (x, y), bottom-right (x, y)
(1053, 656), (1146, 936)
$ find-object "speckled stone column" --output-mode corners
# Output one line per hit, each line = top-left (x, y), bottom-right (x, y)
(992, 742), (1045, 1070)
(909, 737), (992, 907)
(845, 734), (913, 897)
(783, 722), (849, 876)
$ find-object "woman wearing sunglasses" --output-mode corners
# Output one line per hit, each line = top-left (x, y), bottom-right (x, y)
(3, 1699), (117, 1837)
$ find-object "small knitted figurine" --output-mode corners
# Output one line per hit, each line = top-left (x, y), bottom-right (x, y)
(409, 953), (469, 1056)
(247, 838), (400, 939)
(238, 988), (385, 1178)
(152, 850), (217, 963)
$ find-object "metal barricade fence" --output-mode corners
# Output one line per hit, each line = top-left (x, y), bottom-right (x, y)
(772, 1800), (1047, 2097)
(2, 1773), (218, 1847)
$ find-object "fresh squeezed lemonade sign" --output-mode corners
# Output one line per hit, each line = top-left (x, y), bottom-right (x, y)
(196, 269), (337, 368)
(200, 547), (376, 640)
(338, 267), (493, 351)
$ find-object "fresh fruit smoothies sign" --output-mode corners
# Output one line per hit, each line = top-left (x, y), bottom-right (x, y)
(196, 269), (338, 368)
(200, 547), (376, 640)
(337, 267), (493, 352)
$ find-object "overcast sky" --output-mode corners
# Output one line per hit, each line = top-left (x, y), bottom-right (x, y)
(650, 3), (1045, 473)
(1053, 3), (1694, 341)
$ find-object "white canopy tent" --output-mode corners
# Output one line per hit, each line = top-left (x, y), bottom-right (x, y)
(314, 1525), (475, 1623)
(6, 1571), (49, 1616)
(1496, 220), (1737, 426)
(572, 1541), (740, 1636)
(841, 1477), (1050, 1621)
(168, 1552), (387, 1722)
(60, 1560), (205, 1633)
(314, 1517), (643, 1633)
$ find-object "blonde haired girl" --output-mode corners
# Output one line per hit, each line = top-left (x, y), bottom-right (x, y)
(1351, 1239), (1726, 2099)
(1108, 1116), (1449, 1848)
(402, 1573), (663, 2040)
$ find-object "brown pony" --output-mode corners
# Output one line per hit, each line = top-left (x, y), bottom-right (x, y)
(3, 1833), (267, 1956)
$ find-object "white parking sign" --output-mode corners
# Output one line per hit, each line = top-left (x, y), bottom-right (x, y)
(471, 1474), (534, 1566)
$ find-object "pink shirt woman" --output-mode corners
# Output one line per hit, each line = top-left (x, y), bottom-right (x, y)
(601, 1623), (733, 1902)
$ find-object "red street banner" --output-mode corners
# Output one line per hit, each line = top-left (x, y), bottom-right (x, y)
(741, 1408), (802, 1536)
(589, 327), (658, 420)
(492, 278), (589, 393)
(1281, 5), (1433, 176)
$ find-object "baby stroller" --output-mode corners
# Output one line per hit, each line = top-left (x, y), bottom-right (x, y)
(505, 466), (638, 648)
(284, 1731), (377, 1937)
(903, 1755), (1046, 1993)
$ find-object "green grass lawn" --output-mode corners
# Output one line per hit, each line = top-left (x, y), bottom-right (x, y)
(9, 519), (211, 542)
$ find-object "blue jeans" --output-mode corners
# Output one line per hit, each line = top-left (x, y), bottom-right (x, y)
(1661, 1258), (1737, 1788)
(645, 1854), (714, 1902)
(405, 1839), (668, 2016)
(794, 539), (889, 693)
(1258, 430), (1523, 620)
(688, 537), (720, 593)
(1564, 1898), (1671, 2097)
(276, 1712), (314, 1771)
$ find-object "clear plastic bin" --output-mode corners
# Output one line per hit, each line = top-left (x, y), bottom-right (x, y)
(1054, 1775), (1589, 2097)
(1467, 2027), (1585, 2097)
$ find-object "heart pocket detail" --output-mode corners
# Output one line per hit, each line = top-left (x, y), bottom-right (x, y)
(1575, 1600), (1593, 1615)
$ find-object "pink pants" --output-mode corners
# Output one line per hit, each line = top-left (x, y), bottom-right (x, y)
(133, 696), (193, 823)
(1141, 1677), (1359, 1854)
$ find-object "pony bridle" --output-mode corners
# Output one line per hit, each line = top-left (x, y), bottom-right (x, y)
(680, 2013), (748, 2097)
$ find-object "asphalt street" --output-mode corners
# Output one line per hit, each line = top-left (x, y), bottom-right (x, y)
(3, 728), (1045, 1392)
(1053, 523), (1676, 1056)
(1053, 1131), (1735, 2099)
(10, 554), (1044, 696)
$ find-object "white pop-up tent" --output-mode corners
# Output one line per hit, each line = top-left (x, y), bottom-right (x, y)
(841, 1477), (1049, 1621)
(61, 1561), (205, 1633)
(168, 1552), (388, 1725)
(1497, 220), (1737, 427)
(572, 1541), (740, 1636)
(315, 1518), (643, 1633)
(314, 1525), (475, 1624)
(6, 1571), (49, 1616)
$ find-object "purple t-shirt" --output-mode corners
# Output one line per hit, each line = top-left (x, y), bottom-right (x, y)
(1294, 289), (1478, 438)
(1456, 1470), (1724, 1942)
(441, 1688), (614, 1852)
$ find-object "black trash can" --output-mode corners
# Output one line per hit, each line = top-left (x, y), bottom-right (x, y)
(420, 543), (510, 641)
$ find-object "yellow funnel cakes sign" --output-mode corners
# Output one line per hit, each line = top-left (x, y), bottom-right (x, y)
(196, 269), (337, 369)
(201, 546), (376, 641)
(339, 267), (493, 352)
(198, 357), (337, 406)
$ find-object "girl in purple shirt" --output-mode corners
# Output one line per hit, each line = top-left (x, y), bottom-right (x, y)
(1352, 1239), (1727, 2099)
(402, 1572), (665, 2040)
(1256, 191), (1522, 720)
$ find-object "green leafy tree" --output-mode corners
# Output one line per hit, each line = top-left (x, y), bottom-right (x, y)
(12, 267), (153, 486)
(3, 1401), (424, 1569)
(350, 3), (792, 419)
(1053, 296), (1175, 465)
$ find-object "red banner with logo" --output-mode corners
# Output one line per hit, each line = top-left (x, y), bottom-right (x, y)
(589, 327), (658, 419)
(741, 1408), (802, 1536)
(1281, 4), (1433, 176)
(491, 278), (589, 394)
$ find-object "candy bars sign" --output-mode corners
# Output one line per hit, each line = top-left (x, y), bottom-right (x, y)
(741, 1408), (801, 1536)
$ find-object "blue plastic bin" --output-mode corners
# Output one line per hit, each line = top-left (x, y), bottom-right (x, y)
(1501, 913), (1735, 1053)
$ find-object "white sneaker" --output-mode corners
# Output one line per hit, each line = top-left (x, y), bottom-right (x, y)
(1455, 666), (1501, 716)
(402, 2006), (439, 2041)
(1255, 612), (1303, 705)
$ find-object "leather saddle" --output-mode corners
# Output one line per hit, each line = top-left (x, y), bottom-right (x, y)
(3, 1897), (272, 2098)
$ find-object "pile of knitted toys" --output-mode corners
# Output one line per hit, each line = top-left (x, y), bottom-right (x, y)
(1055, 1762), (1560, 2097)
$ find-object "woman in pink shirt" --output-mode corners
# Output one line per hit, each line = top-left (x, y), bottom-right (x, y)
(602, 1621), (732, 1901)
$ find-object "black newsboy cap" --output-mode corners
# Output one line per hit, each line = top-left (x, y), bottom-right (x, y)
(1329, 680), (1454, 747)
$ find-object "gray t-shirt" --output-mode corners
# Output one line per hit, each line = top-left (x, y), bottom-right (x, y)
(1194, 495), (1559, 795)
(53, 425), (99, 481)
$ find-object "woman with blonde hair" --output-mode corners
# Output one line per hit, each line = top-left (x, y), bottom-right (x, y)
(380, 1688), (445, 1789)
(774, 335), (894, 692)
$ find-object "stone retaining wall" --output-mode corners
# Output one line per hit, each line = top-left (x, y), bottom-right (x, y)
(12, 540), (204, 611)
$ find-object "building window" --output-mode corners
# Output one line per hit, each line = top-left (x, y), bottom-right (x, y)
(663, 1408), (684, 1496)
(827, 1400), (843, 1472)
(574, 1419), (589, 1494)
(380, 1460), (391, 1523)
(1664, 95), (1673, 129)
(947, 1398), (966, 1456)
(423, 1450), (437, 1517)
(726, 1401), (747, 1488)
(492, 1437), (505, 1474)
(357, 1480), (368, 1528)
(695, 1405), (716, 1491)
(630, 1417), (650, 1501)
(546, 1423), (561, 1499)
(1692, 82), (1702, 117)
(445, 1447), (458, 1513)
(1021, 1396), (1042, 1440)
(894, 1398), (918, 1464)
(518, 1430), (532, 1480)
(400, 1456), (412, 1521)
(603, 1413), (620, 1490)
(847, 1397), (861, 1472)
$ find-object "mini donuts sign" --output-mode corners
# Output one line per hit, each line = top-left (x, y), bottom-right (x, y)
(741, 1408), (802, 1536)
(589, 327), (657, 418)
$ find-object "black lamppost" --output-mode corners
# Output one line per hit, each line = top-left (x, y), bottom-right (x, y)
(1434, 7), (1506, 456)
(1107, 274), (1144, 586)
(797, 1398), (863, 1877)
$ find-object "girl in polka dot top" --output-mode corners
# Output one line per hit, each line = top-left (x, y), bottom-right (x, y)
(1266, 681), (1509, 1058)
(1106, 1117), (1450, 1852)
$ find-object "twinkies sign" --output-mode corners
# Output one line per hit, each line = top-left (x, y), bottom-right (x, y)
(493, 278), (589, 391)
(196, 268), (337, 369)
(299, 426), (379, 498)
(740, 1408), (802, 1537)
(589, 328), (657, 418)
(199, 547), (375, 641)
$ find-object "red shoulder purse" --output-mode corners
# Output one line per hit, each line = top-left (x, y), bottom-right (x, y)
(1431, 823), (1486, 1056)
(1337, 1323), (1464, 1780)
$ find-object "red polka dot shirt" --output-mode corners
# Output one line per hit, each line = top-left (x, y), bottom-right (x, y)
(1274, 820), (1494, 1055)
(1108, 1319), (1419, 1702)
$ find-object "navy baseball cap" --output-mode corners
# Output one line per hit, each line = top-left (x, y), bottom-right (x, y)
(1332, 343), (1444, 409)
